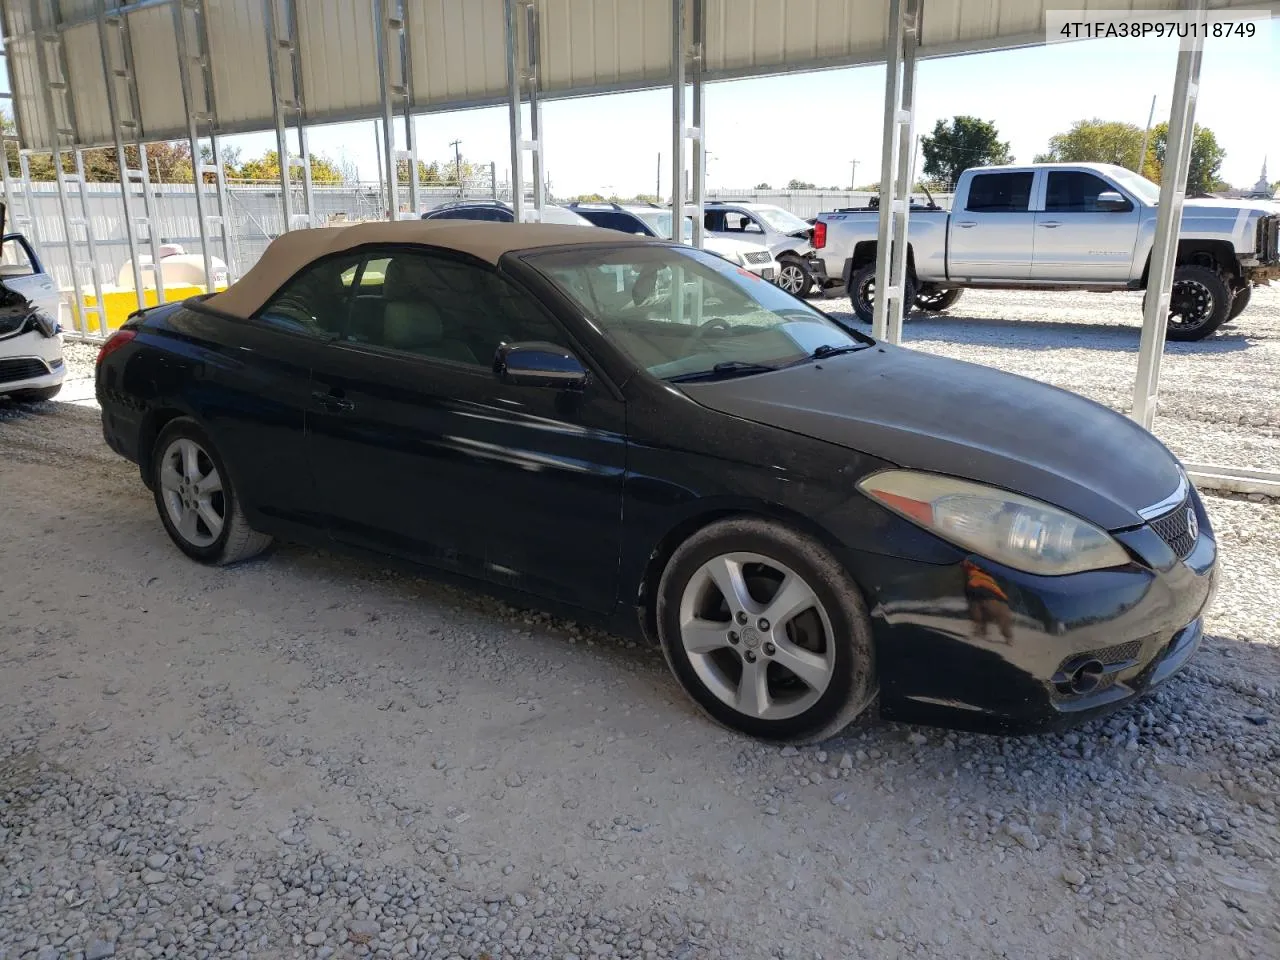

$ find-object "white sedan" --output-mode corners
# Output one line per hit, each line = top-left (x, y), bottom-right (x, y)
(0, 219), (65, 402)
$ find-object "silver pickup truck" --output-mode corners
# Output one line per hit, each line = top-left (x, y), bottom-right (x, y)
(813, 162), (1280, 341)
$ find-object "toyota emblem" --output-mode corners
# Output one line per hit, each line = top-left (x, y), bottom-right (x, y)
(1186, 507), (1198, 541)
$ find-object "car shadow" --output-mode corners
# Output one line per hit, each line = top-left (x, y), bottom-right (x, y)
(821, 308), (1255, 355)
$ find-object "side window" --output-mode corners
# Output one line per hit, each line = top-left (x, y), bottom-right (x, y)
(0, 236), (36, 277)
(346, 250), (567, 367)
(704, 210), (726, 231)
(257, 254), (362, 336)
(1045, 172), (1128, 212)
(965, 173), (1035, 213)
(724, 211), (764, 234)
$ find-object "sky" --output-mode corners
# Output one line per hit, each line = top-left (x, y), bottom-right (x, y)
(215, 23), (1277, 197)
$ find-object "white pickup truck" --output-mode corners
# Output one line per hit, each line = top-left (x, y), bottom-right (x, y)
(813, 162), (1280, 341)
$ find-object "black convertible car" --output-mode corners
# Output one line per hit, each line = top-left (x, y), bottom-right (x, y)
(97, 220), (1218, 742)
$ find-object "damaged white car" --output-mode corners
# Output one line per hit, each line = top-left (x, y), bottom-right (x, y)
(0, 201), (65, 402)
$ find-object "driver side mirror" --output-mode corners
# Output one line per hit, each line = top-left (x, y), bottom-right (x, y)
(493, 341), (589, 390)
(1096, 191), (1131, 212)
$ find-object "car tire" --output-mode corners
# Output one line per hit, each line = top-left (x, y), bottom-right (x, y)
(915, 286), (963, 313)
(9, 384), (62, 402)
(1158, 265), (1231, 342)
(1227, 283), (1252, 322)
(776, 258), (815, 298)
(151, 417), (273, 566)
(656, 517), (877, 744)
(848, 263), (917, 325)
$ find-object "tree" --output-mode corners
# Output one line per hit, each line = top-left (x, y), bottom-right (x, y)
(1150, 123), (1227, 195)
(787, 179), (816, 190)
(921, 116), (1013, 188)
(1034, 118), (1155, 176)
(234, 149), (346, 184)
(754, 181), (772, 190)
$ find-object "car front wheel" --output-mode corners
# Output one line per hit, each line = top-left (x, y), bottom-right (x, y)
(656, 517), (876, 743)
(152, 418), (273, 565)
(776, 258), (814, 298)
(1158, 265), (1231, 341)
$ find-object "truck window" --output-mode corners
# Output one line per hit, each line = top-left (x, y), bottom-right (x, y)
(1045, 172), (1127, 212)
(965, 173), (1034, 213)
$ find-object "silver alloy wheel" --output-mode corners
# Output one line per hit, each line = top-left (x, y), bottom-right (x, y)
(678, 552), (836, 721)
(158, 437), (225, 548)
(778, 262), (807, 295)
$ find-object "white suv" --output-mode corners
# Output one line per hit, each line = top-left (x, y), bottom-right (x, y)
(0, 209), (65, 402)
(697, 201), (830, 297)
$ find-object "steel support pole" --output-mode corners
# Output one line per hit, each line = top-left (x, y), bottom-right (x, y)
(504, 0), (524, 222)
(871, 0), (917, 342)
(526, 3), (545, 216)
(97, 2), (146, 307)
(373, 0), (397, 219)
(670, 0), (685, 240)
(28, 0), (86, 336)
(886, 0), (920, 344)
(1132, 0), (1206, 430)
(689, 0), (705, 248)
(173, 2), (214, 289)
(73, 148), (108, 335)
(263, 0), (293, 227)
(288, 0), (314, 225)
(399, 0), (419, 215)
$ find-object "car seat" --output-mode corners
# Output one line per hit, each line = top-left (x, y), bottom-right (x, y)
(381, 258), (478, 364)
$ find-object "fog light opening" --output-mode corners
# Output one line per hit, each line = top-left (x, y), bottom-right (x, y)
(1064, 658), (1105, 696)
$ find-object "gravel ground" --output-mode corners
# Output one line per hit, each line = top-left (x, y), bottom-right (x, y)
(3, 288), (1279, 959)
(819, 283), (1280, 472)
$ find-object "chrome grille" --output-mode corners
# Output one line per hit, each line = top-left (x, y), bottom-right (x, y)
(1149, 496), (1197, 559)
(0, 356), (49, 384)
(743, 251), (772, 264)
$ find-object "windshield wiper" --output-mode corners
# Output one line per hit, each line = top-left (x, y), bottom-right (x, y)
(667, 360), (778, 383)
(810, 343), (872, 359)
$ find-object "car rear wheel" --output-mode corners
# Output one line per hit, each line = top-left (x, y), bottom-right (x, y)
(656, 517), (876, 743)
(152, 418), (272, 565)
(915, 286), (963, 312)
(776, 258), (814, 298)
(849, 263), (917, 325)
(1227, 283), (1252, 321)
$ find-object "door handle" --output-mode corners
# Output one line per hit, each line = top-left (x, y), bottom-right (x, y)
(311, 389), (354, 412)
(1039, 221), (1062, 228)
(955, 221), (976, 228)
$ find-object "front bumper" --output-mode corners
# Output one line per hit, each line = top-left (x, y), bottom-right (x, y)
(855, 489), (1219, 735)
(739, 255), (778, 282)
(0, 329), (66, 395)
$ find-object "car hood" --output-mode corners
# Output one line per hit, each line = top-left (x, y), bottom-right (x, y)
(1182, 198), (1280, 215)
(681, 345), (1182, 531)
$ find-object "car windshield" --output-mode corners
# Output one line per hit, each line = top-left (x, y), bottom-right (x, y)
(750, 205), (813, 234)
(1104, 167), (1161, 204)
(525, 245), (868, 381)
(636, 211), (695, 242)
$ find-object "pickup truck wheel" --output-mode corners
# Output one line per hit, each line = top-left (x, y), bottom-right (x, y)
(1227, 284), (1252, 321)
(776, 258), (815, 298)
(1161, 265), (1231, 342)
(915, 287), (963, 312)
(849, 264), (917, 325)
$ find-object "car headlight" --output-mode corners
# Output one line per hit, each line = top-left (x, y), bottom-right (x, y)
(858, 470), (1130, 576)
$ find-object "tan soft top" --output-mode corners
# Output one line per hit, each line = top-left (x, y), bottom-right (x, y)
(206, 219), (657, 319)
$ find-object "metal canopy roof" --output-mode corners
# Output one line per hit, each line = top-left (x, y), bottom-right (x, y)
(2, 0), (1273, 151)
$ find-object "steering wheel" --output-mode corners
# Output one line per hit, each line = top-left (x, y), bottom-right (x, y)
(694, 317), (732, 338)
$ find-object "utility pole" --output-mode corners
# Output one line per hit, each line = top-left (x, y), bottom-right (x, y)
(1137, 95), (1157, 175)
(849, 159), (859, 190)
(450, 139), (463, 196)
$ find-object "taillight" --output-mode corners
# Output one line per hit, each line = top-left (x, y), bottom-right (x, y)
(97, 328), (137, 366)
(813, 220), (826, 249)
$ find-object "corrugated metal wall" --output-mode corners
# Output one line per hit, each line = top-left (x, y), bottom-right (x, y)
(1, 0), (1276, 150)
